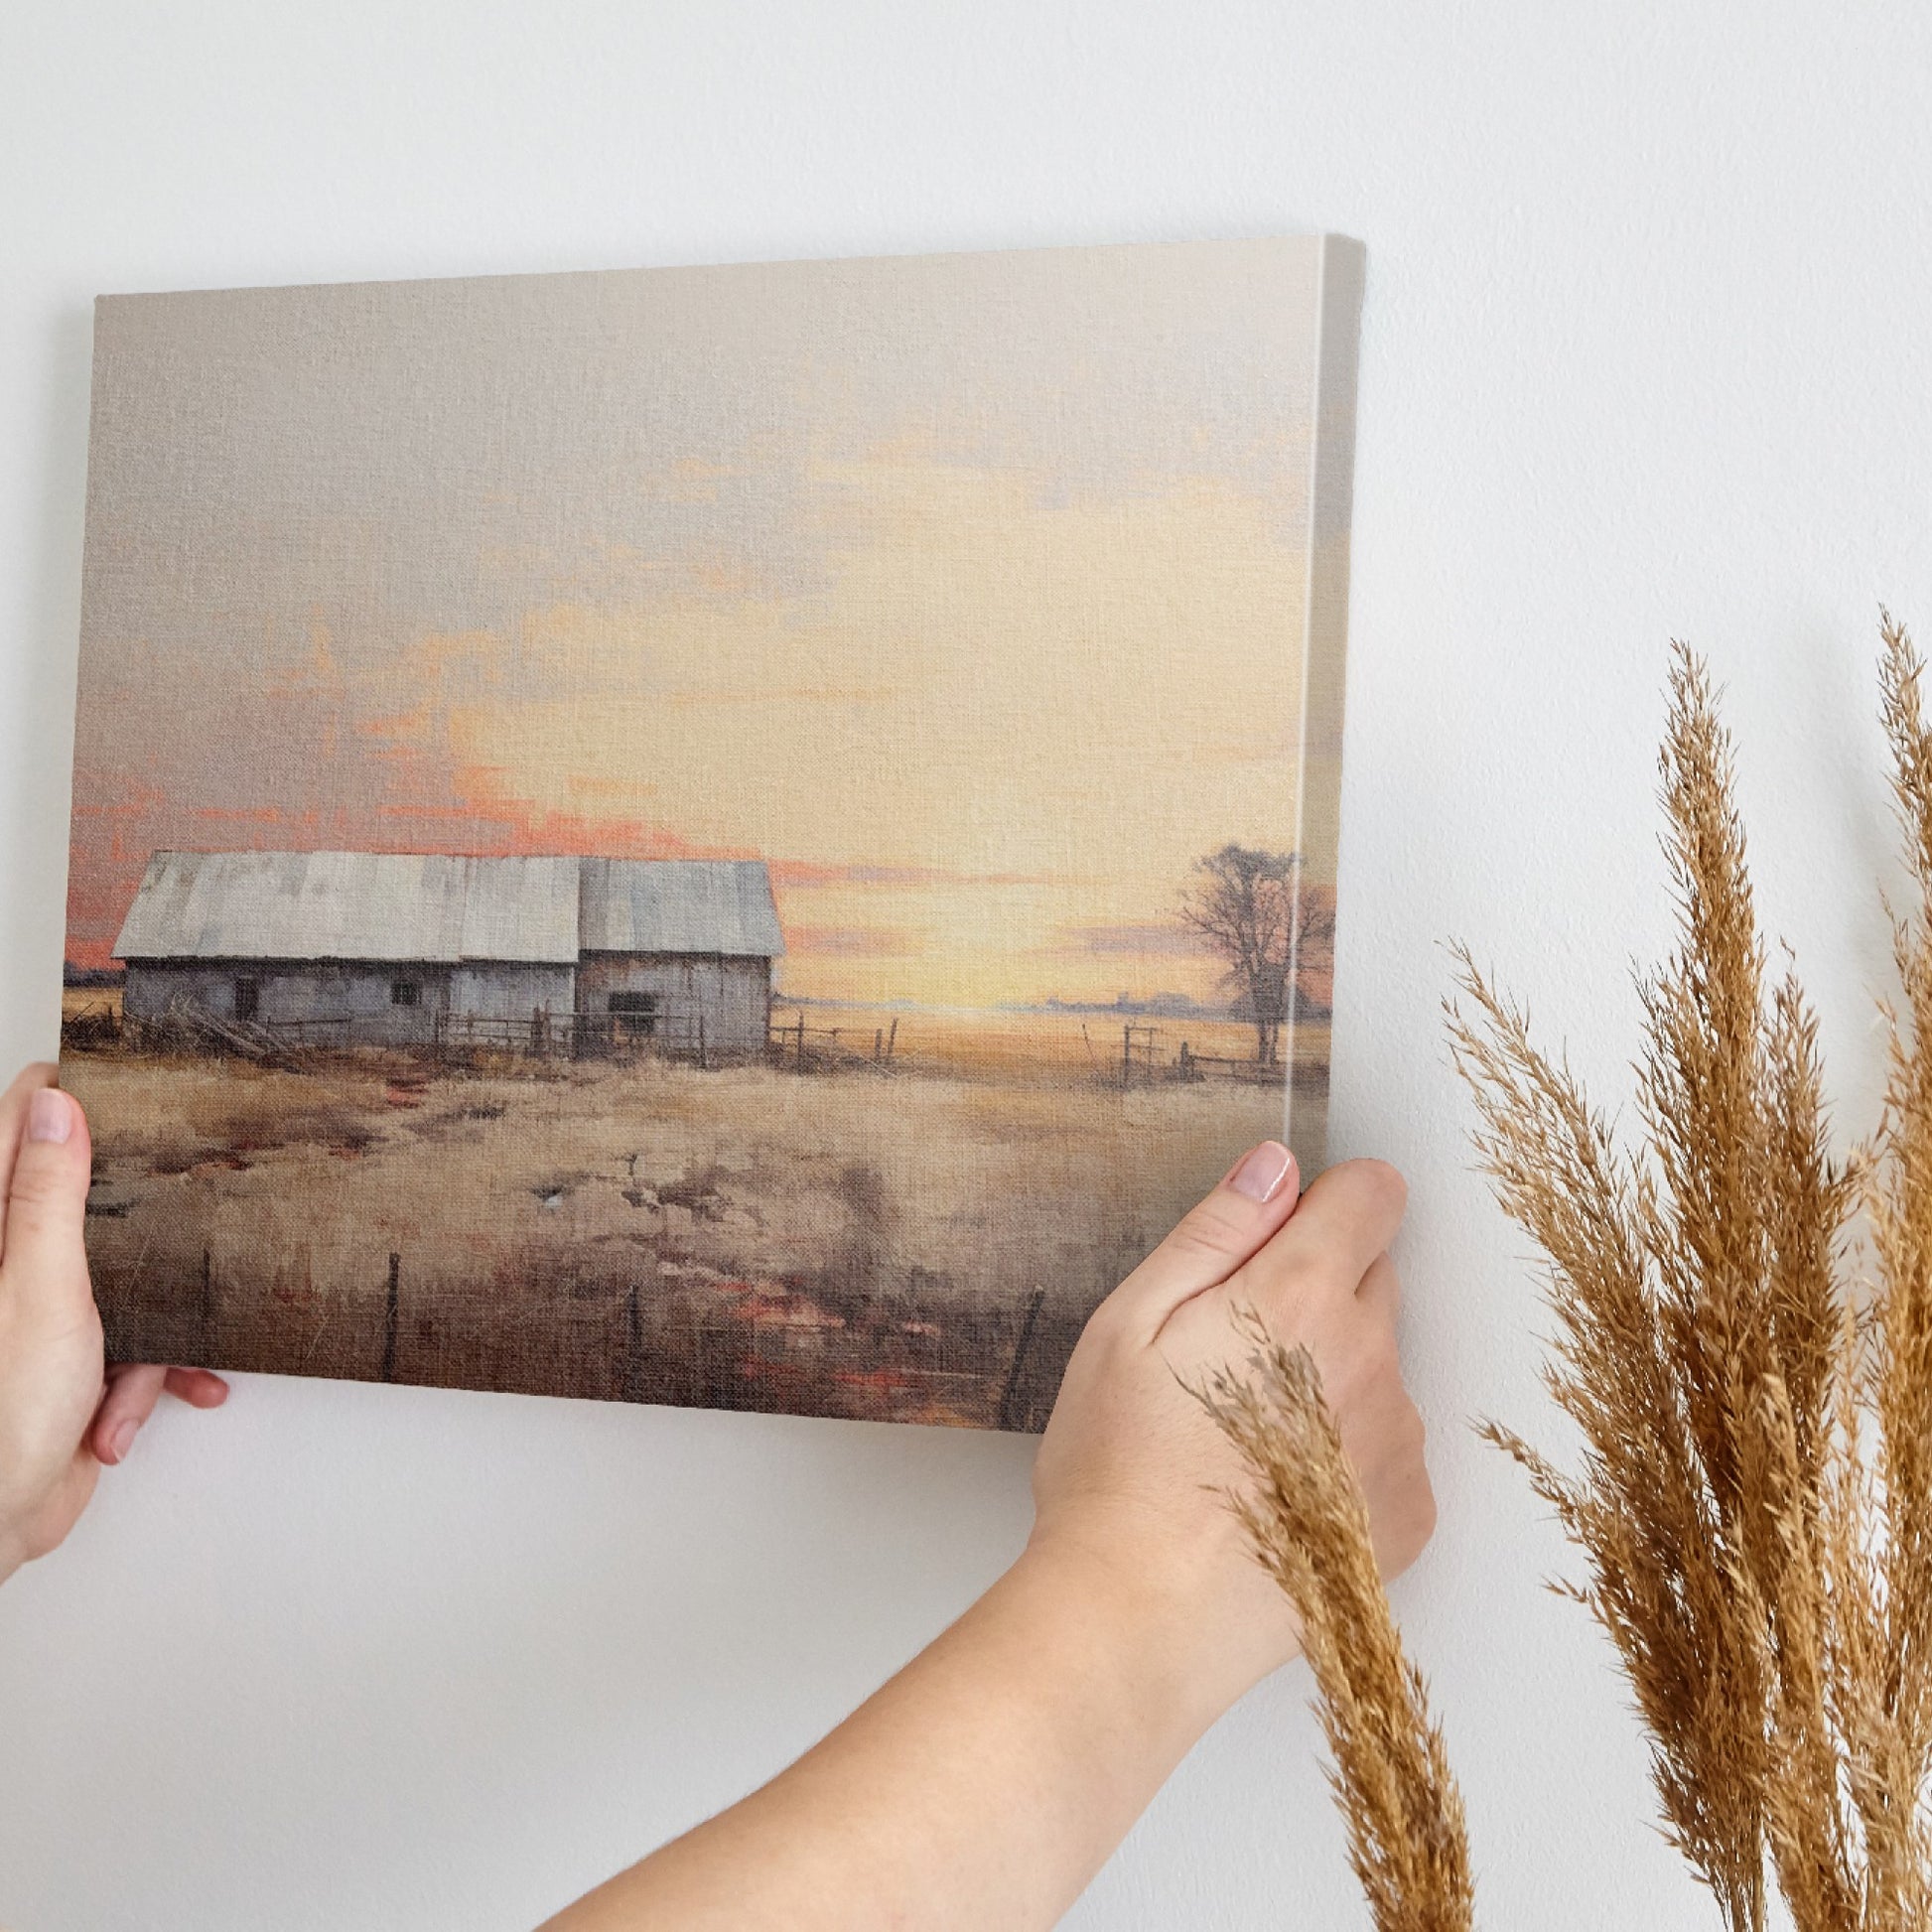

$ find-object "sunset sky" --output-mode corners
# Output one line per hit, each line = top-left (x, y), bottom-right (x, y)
(69, 239), (1340, 1007)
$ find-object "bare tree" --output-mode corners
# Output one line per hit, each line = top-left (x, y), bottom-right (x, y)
(1180, 844), (1334, 1065)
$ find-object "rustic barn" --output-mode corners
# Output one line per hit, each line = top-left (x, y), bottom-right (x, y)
(575, 857), (784, 1055)
(113, 851), (784, 1057)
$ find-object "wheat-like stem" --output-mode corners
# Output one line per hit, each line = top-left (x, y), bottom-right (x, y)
(1449, 619), (1932, 1930)
(1198, 1314), (1475, 1932)
(1202, 621), (1932, 1930)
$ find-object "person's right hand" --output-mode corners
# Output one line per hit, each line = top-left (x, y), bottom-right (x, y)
(1028, 1143), (1434, 1724)
(0, 1063), (227, 1584)
(544, 1149), (1433, 1932)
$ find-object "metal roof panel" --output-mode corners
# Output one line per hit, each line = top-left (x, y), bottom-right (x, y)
(112, 851), (581, 963)
(112, 852), (781, 963)
(580, 859), (785, 957)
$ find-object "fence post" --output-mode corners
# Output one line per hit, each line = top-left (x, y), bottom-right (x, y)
(698, 1012), (708, 1071)
(886, 1017), (897, 1063)
(380, 1251), (400, 1383)
(624, 1284), (644, 1403)
(874, 1027), (883, 1062)
(795, 1014), (806, 1067)
(997, 1288), (1048, 1431)
(1121, 1025), (1132, 1087)
(201, 1246), (215, 1336)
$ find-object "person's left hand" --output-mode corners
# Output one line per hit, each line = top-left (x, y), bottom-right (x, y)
(0, 1062), (227, 1583)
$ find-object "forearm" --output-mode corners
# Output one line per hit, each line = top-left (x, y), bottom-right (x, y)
(543, 1542), (1236, 1931)
(539, 1148), (1428, 1931)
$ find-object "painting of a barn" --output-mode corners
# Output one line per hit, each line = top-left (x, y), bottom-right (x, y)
(62, 237), (1357, 1427)
(112, 851), (784, 1058)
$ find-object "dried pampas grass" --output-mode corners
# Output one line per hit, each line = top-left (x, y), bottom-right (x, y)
(1200, 1315), (1475, 1932)
(1210, 616), (1932, 1931)
(1447, 615), (1932, 1930)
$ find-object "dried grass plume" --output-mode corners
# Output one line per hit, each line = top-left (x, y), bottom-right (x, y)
(1448, 615), (1932, 1931)
(1200, 1313), (1475, 1932)
(1196, 618), (1932, 1930)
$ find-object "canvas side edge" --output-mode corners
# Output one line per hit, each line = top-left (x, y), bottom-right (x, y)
(1282, 234), (1365, 1176)
(55, 299), (113, 1055)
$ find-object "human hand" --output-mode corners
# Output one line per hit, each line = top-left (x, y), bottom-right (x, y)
(1028, 1144), (1434, 1725)
(0, 1063), (227, 1583)
(543, 1144), (1432, 1932)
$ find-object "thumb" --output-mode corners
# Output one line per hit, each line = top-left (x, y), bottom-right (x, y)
(2, 1085), (95, 1323)
(1100, 1141), (1302, 1338)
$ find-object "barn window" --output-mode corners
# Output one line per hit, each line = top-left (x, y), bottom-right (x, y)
(609, 990), (658, 1036)
(233, 978), (260, 1021)
(391, 979), (420, 1007)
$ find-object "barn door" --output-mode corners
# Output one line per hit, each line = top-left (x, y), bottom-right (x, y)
(608, 990), (658, 1045)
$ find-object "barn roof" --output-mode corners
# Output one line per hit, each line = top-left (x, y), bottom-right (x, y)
(113, 852), (784, 964)
(113, 852), (583, 964)
(579, 859), (785, 958)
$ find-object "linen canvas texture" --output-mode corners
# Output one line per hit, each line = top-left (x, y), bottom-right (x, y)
(62, 236), (1364, 1428)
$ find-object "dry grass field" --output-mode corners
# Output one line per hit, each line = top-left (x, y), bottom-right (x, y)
(65, 1011), (1324, 1430)
(62, 985), (123, 1024)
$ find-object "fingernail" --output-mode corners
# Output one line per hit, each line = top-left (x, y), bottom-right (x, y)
(107, 1418), (138, 1463)
(1229, 1141), (1294, 1203)
(27, 1089), (71, 1145)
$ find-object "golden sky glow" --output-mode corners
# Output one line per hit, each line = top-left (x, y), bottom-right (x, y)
(69, 241), (1339, 1007)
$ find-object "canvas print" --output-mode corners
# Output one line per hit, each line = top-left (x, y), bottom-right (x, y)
(61, 236), (1364, 1430)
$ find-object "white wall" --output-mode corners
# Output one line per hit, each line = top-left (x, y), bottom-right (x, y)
(2, 3), (1928, 1925)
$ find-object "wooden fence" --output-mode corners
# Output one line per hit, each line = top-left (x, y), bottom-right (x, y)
(1095, 1022), (1282, 1088)
(116, 1002), (730, 1066)
(1173, 1038), (1286, 1085)
(432, 1008), (716, 1064)
(89, 995), (1292, 1092)
(107, 1242), (1075, 1429)
(765, 1012), (899, 1072)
